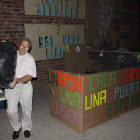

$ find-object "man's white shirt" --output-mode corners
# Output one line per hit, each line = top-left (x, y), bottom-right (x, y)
(15, 51), (36, 84)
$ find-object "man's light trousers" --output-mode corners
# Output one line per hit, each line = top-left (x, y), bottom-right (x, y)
(5, 81), (33, 131)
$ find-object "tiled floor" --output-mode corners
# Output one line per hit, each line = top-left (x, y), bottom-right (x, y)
(0, 91), (140, 140)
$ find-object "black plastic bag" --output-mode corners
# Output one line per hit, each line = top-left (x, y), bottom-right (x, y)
(0, 40), (17, 88)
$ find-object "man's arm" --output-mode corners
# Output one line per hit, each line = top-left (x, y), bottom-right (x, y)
(16, 75), (32, 84)
(9, 75), (32, 88)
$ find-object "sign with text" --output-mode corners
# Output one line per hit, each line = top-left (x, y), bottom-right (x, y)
(24, 0), (85, 18)
(25, 24), (85, 60)
(48, 66), (140, 133)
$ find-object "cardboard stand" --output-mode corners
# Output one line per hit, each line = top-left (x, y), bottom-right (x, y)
(48, 44), (140, 133)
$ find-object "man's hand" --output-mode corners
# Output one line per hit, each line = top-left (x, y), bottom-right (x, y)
(1, 40), (6, 42)
(9, 77), (17, 88)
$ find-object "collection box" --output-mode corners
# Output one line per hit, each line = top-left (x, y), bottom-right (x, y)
(48, 45), (140, 133)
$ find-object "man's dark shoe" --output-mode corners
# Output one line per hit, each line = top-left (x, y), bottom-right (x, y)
(24, 130), (31, 138)
(12, 129), (21, 139)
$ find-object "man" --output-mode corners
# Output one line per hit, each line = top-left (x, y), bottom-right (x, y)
(5, 38), (36, 139)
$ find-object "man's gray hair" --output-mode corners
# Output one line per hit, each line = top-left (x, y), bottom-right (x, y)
(20, 38), (32, 48)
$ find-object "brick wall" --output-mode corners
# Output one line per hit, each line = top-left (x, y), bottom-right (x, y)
(138, 1), (140, 45)
(0, 0), (88, 92)
(32, 58), (65, 92)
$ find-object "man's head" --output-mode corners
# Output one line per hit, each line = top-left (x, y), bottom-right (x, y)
(18, 38), (32, 56)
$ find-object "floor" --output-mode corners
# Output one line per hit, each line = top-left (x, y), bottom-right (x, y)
(0, 91), (140, 140)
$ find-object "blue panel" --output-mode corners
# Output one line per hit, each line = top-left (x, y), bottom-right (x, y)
(61, 0), (63, 5)
(37, 4), (42, 15)
(63, 35), (67, 45)
(39, 37), (44, 48)
(55, 6), (59, 16)
(46, 48), (50, 59)
(66, 7), (69, 17)
(47, 0), (50, 4)
(57, 0), (59, 5)
(42, 0), (44, 4)
(53, 0), (56, 5)
(119, 32), (131, 39)
(45, 37), (49, 47)
(55, 47), (59, 58)
(71, 8), (74, 18)
(43, 4), (47, 16)
(61, 7), (63, 16)
(51, 48), (54, 58)
(66, 0), (69, 6)
(60, 47), (64, 57)
(77, 0), (80, 8)
(77, 34), (80, 44)
(49, 5), (53, 16)
(50, 36), (54, 47)
(73, 35), (76, 44)
(68, 35), (72, 44)
(76, 8), (79, 18)
(65, 46), (67, 52)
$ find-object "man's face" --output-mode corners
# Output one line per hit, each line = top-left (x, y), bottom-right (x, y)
(18, 40), (30, 55)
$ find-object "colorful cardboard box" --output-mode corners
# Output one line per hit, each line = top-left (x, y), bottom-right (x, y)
(48, 44), (140, 133)
(48, 66), (140, 133)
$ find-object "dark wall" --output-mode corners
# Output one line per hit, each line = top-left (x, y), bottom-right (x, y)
(87, 0), (139, 50)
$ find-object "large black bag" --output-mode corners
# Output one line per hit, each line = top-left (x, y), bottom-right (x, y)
(0, 40), (17, 88)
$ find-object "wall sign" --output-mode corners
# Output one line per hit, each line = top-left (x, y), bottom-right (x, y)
(25, 24), (85, 60)
(24, 0), (85, 18)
